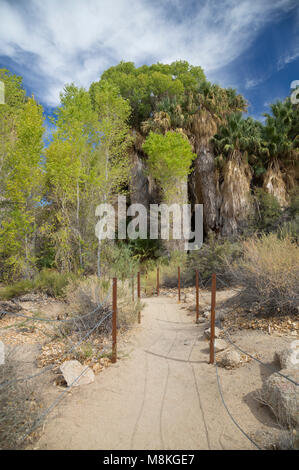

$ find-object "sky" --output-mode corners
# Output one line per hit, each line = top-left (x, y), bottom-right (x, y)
(0, 0), (298, 129)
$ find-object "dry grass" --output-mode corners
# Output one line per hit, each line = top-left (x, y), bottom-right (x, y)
(228, 233), (299, 316)
(0, 350), (43, 449)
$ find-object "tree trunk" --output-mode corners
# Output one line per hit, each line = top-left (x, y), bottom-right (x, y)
(219, 155), (252, 236)
(194, 144), (220, 234)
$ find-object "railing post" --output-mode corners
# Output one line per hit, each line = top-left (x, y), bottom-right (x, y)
(137, 271), (141, 323)
(112, 277), (117, 364)
(196, 270), (199, 323)
(209, 273), (216, 364)
(178, 266), (181, 303)
(157, 267), (159, 296)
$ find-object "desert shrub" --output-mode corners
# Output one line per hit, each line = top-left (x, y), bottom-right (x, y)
(0, 269), (76, 300)
(34, 269), (76, 297)
(254, 188), (282, 231)
(184, 235), (241, 287)
(156, 251), (188, 288)
(0, 279), (34, 300)
(289, 187), (299, 218)
(228, 233), (299, 316)
(64, 275), (140, 333)
(101, 242), (139, 281)
(0, 351), (42, 449)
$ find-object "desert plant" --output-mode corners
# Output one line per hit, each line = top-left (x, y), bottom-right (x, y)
(228, 233), (299, 316)
(0, 350), (43, 449)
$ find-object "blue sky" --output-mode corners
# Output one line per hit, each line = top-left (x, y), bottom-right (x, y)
(0, 0), (298, 130)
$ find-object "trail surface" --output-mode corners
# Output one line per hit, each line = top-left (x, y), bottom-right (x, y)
(38, 297), (256, 450)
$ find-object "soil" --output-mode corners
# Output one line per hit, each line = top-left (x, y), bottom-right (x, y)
(33, 295), (292, 450)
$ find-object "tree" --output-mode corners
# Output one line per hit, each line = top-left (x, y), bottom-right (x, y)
(89, 81), (132, 276)
(0, 96), (44, 279)
(261, 99), (298, 206)
(142, 130), (195, 200)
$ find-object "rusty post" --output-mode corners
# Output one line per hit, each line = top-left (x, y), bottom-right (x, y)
(157, 267), (159, 296)
(178, 266), (181, 303)
(209, 273), (216, 364)
(112, 277), (117, 364)
(137, 271), (141, 323)
(196, 270), (199, 323)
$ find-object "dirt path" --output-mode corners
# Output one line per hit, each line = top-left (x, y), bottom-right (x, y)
(37, 296), (258, 450)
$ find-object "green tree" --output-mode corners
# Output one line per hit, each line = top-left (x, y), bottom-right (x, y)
(0, 96), (44, 279)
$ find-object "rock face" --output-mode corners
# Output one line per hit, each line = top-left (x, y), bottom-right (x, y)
(275, 341), (299, 371)
(217, 349), (241, 368)
(261, 369), (299, 427)
(60, 360), (95, 387)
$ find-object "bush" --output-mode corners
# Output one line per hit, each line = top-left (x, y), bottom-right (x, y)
(0, 269), (76, 300)
(184, 235), (241, 287)
(0, 351), (42, 449)
(228, 233), (299, 316)
(254, 188), (282, 231)
(0, 279), (34, 300)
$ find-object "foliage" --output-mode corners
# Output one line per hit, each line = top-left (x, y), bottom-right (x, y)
(228, 233), (299, 316)
(253, 188), (282, 231)
(184, 234), (241, 287)
(0, 269), (76, 300)
(142, 130), (196, 196)
(0, 95), (44, 279)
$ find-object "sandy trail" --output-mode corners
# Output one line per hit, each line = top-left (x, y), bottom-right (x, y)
(37, 296), (256, 450)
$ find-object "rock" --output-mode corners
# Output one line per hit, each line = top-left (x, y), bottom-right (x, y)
(196, 317), (206, 324)
(261, 369), (299, 427)
(217, 349), (241, 368)
(60, 360), (95, 387)
(203, 311), (210, 319)
(204, 326), (221, 339)
(0, 341), (4, 365)
(184, 294), (195, 303)
(214, 339), (228, 353)
(275, 341), (299, 371)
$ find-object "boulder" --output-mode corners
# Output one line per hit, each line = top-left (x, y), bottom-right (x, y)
(204, 326), (221, 339)
(217, 349), (241, 368)
(196, 317), (206, 324)
(60, 360), (95, 387)
(275, 341), (299, 371)
(261, 369), (299, 427)
(214, 339), (228, 353)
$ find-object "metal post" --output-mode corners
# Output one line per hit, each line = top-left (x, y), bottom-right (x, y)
(137, 271), (141, 323)
(112, 277), (117, 364)
(209, 273), (216, 364)
(178, 266), (181, 303)
(196, 270), (199, 323)
(157, 267), (159, 296)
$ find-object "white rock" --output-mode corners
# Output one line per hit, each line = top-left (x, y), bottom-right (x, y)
(275, 341), (299, 370)
(0, 341), (4, 365)
(196, 317), (206, 324)
(203, 311), (210, 319)
(214, 339), (228, 353)
(262, 369), (299, 427)
(204, 326), (221, 339)
(60, 360), (95, 387)
(218, 349), (241, 368)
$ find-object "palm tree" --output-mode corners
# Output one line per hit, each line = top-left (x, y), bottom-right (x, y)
(262, 99), (298, 206)
(212, 113), (262, 235)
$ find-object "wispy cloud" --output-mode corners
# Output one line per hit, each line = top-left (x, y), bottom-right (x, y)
(0, 0), (297, 106)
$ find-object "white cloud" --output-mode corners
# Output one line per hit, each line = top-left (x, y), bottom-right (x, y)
(0, 0), (297, 106)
